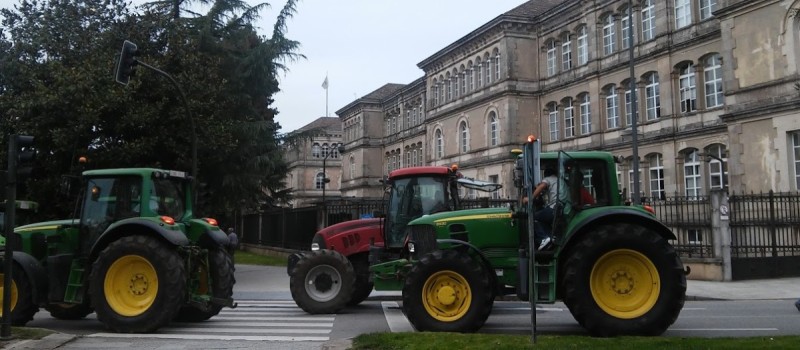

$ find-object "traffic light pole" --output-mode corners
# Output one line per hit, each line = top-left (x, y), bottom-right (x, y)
(2, 135), (18, 339)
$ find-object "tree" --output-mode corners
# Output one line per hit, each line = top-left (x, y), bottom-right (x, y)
(0, 0), (303, 221)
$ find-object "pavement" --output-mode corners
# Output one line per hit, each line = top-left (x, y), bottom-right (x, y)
(4, 276), (799, 350)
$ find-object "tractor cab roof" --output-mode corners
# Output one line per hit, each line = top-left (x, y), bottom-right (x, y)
(83, 168), (190, 180)
(388, 166), (453, 180)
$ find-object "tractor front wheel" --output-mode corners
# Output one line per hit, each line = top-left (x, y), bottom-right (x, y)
(289, 249), (355, 314)
(90, 236), (186, 333)
(174, 247), (235, 322)
(402, 249), (492, 332)
(562, 223), (686, 336)
(0, 264), (39, 326)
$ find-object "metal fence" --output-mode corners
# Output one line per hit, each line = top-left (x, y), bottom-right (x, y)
(729, 191), (800, 258)
(647, 195), (714, 258)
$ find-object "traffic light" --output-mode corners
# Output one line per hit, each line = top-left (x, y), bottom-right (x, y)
(115, 40), (139, 85)
(13, 135), (35, 179)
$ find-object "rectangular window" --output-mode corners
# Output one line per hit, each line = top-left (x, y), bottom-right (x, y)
(625, 89), (638, 126)
(628, 168), (643, 200)
(549, 110), (559, 142)
(700, 0), (717, 20)
(433, 86), (439, 105)
(687, 229), (703, 245)
(460, 73), (466, 95)
(562, 39), (572, 71)
(486, 61), (492, 85)
(642, 0), (656, 41)
(675, 0), (692, 29)
(467, 69), (474, 92)
(476, 64), (482, 87)
(649, 156), (665, 200)
(446, 79), (452, 101)
(684, 152), (702, 198)
(495, 54), (501, 80)
(645, 76), (661, 120)
(621, 10), (634, 50)
(564, 103), (575, 138)
(792, 131), (800, 190)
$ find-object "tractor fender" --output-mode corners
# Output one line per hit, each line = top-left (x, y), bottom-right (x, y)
(197, 226), (229, 249)
(436, 238), (497, 284)
(90, 217), (189, 257)
(568, 208), (677, 243)
(0, 251), (47, 304)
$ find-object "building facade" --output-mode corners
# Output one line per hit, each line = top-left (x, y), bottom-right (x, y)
(284, 117), (343, 207)
(337, 0), (800, 201)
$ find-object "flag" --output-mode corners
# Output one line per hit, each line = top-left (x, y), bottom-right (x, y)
(322, 76), (329, 89)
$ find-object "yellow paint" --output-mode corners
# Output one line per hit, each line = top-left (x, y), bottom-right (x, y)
(15, 225), (59, 232)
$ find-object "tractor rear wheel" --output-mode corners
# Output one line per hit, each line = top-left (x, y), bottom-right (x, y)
(347, 254), (373, 306)
(0, 264), (39, 326)
(289, 249), (355, 314)
(174, 247), (235, 322)
(90, 236), (186, 333)
(402, 249), (492, 332)
(562, 223), (686, 336)
(46, 301), (93, 320)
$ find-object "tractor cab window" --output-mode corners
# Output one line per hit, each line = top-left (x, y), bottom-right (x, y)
(81, 176), (142, 239)
(385, 176), (449, 248)
(545, 154), (613, 215)
(149, 178), (186, 219)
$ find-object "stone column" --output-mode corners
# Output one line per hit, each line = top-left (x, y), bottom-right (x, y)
(710, 189), (732, 281)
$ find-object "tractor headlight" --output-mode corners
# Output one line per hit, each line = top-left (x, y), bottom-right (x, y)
(407, 242), (415, 253)
(311, 243), (320, 251)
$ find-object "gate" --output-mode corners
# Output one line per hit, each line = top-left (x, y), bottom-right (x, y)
(729, 191), (800, 280)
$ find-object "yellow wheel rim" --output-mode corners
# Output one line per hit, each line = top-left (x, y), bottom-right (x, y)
(590, 249), (660, 319)
(104, 255), (159, 317)
(0, 274), (18, 316)
(422, 270), (472, 322)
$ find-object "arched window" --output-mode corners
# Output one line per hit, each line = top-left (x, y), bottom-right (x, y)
(548, 103), (560, 142)
(579, 93), (591, 135)
(489, 112), (499, 146)
(453, 69), (460, 98)
(603, 14), (616, 55)
(446, 73), (452, 101)
(467, 61), (474, 92)
(321, 144), (329, 158)
(435, 129), (444, 159)
(460, 121), (469, 153)
(315, 172), (326, 190)
(644, 72), (661, 120)
(475, 57), (483, 88)
(705, 144), (728, 190)
(678, 63), (697, 113)
(460, 65), (467, 95)
(704, 54), (724, 108)
(563, 97), (575, 138)
(312, 143), (321, 158)
(605, 85), (620, 129)
(494, 51), (501, 80)
(641, 0), (656, 41)
(577, 26), (589, 65)
(683, 149), (702, 198)
(648, 154), (665, 200)
(484, 53), (492, 85)
(562, 34), (572, 71)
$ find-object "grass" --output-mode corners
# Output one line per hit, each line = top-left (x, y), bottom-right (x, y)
(234, 250), (288, 266)
(0, 327), (54, 346)
(351, 332), (800, 350)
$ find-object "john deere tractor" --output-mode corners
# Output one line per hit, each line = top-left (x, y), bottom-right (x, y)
(370, 138), (686, 336)
(0, 168), (234, 332)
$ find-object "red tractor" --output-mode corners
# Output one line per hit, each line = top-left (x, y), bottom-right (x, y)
(287, 166), (499, 313)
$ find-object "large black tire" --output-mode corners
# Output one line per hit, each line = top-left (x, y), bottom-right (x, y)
(174, 247), (235, 322)
(46, 301), (93, 320)
(347, 254), (373, 306)
(402, 249), (493, 332)
(0, 264), (39, 326)
(89, 236), (187, 333)
(562, 223), (686, 337)
(289, 249), (355, 314)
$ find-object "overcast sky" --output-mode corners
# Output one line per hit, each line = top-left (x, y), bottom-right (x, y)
(0, 0), (526, 133)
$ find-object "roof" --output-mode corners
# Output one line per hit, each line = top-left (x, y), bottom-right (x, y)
(296, 117), (342, 133)
(504, 0), (566, 18)
(336, 83), (406, 116)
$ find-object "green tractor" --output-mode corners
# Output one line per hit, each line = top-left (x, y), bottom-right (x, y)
(0, 168), (234, 332)
(370, 138), (686, 336)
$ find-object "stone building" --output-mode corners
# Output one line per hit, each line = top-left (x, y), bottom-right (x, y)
(337, 0), (800, 201)
(283, 117), (343, 207)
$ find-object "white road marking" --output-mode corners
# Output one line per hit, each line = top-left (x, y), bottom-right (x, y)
(670, 328), (779, 331)
(382, 301), (416, 332)
(158, 327), (331, 334)
(87, 333), (329, 341)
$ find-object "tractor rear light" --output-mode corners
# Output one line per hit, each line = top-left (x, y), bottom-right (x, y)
(203, 218), (218, 226)
(160, 216), (176, 225)
(643, 205), (656, 215)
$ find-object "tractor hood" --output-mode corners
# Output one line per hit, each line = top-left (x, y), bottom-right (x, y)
(409, 207), (512, 226)
(317, 218), (383, 238)
(15, 219), (79, 233)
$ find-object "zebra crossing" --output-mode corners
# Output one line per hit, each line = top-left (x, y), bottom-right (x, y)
(86, 300), (335, 341)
